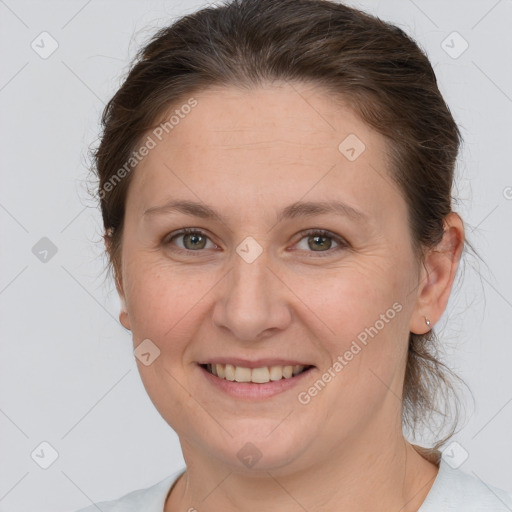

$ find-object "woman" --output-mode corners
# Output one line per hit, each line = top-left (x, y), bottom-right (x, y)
(76, 0), (512, 510)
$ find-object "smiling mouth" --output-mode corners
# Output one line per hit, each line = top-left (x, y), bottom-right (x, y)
(201, 363), (314, 384)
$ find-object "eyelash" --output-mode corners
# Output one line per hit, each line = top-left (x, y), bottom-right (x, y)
(164, 228), (349, 257)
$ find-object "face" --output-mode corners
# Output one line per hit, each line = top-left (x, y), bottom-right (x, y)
(116, 82), (425, 474)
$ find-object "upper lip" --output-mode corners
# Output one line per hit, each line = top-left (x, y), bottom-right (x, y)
(198, 358), (314, 369)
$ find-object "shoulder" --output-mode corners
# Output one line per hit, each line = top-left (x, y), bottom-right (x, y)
(71, 473), (180, 512)
(420, 457), (512, 511)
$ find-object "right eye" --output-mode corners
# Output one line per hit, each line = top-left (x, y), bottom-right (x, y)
(164, 228), (218, 252)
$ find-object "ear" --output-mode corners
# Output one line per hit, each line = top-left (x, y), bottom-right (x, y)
(409, 213), (465, 335)
(104, 233), (131, 331)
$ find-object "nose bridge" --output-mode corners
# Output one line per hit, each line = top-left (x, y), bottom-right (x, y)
(211, 240), (291, 341)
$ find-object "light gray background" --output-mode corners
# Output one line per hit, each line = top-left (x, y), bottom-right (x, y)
(1, 1), (511, 511)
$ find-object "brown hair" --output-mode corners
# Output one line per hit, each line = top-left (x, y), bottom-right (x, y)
(93, 0), (467, 453)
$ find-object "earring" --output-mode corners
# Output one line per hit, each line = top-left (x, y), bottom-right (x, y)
(425, 316), (431, 328)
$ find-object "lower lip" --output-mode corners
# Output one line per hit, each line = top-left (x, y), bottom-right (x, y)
(198, 364), (314, 399)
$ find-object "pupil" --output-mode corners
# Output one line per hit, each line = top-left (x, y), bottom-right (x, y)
(185, 233), (205, 249)
(310, 235), (330, 251)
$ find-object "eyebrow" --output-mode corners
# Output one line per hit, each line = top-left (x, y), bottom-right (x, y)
(143, 199), (368, 224)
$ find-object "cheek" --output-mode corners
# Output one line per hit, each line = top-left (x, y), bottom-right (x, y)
(122, 262), (215, 431)
(308, 258), (409, 334)
(298, 258), (412, 388)
(123, 259), (211, 349)
(297, 268), (410, 434)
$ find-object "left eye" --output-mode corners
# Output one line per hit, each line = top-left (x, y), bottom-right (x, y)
(294, 229), (345, 253)
(164, 228), (347, 254)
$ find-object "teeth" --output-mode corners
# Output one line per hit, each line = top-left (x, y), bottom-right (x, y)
(205, 363), (307, 383)
(234, 366), (252, 382)
(225, 364), (236, 381)
(216, 364), (225, 379)
(251, 367), (270, 383)
(283, 366), (293, 379)
(292, 365), (303, 376)
(269, 366), (284, 381)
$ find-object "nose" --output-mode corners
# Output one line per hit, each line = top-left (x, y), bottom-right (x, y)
(211, 247), (292, 342)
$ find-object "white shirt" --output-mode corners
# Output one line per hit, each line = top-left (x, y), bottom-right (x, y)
(73, 457), (512, 511)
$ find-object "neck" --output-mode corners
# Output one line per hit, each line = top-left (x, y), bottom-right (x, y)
(165, 433), (439, 512)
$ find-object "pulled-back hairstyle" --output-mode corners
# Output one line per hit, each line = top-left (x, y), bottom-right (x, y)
(93, 0), (467, 455)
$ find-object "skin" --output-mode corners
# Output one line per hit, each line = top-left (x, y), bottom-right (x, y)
(109, 81), (464, 511)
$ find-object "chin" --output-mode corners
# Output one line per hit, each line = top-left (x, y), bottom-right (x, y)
(183, 415), (320, 474)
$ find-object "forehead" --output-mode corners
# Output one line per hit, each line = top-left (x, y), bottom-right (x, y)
(127, 82), (403, 224)
(156, 82), (376, 155)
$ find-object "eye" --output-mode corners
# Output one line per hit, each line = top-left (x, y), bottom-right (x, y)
(165, 228), (217, 252)
(164, 228), (349, 256)
(293, 229), (348, 256)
